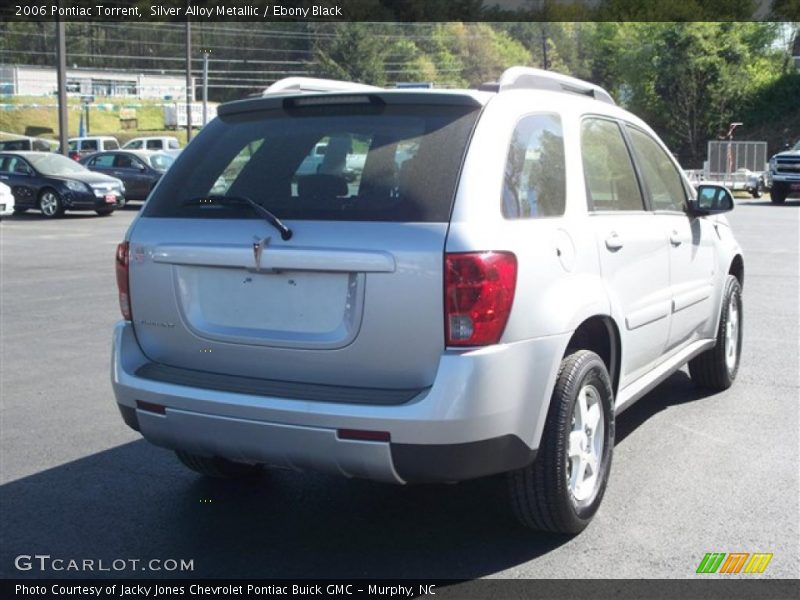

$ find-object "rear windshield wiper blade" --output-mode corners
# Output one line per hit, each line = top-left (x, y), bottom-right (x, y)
(182, 195), (293, 240)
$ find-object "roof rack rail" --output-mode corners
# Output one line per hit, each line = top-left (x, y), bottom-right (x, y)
(479, 66), (616, 105)
(263, 77), (381, 96)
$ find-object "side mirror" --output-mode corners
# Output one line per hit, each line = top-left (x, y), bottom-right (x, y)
(691, 184), (734, 216)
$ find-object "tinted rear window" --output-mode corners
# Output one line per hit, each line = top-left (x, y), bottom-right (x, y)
(143, 103), (479, 222)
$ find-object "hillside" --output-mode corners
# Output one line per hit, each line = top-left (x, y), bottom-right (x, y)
(0, 97), (197, 144)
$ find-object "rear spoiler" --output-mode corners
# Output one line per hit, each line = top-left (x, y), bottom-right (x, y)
(218, 90), (487, 117)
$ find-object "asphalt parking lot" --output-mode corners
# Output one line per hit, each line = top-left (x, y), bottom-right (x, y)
(0, 198), (798, 580)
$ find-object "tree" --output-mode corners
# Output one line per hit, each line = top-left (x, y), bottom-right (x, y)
(309, 23), (391, 86)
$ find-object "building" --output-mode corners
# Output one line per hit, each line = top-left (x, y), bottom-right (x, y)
(0, 65), (193, 100)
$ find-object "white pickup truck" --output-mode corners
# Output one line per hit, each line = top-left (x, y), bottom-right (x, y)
(767, 140), (800, 203)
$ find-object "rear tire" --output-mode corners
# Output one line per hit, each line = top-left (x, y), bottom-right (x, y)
(175, 450), (263, 479)
(508, 350), (614, 534)
(689, 275), (742, 391)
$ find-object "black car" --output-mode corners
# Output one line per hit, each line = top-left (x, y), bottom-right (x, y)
(80, 150), (174, 200)
(0, 152), (125, 218)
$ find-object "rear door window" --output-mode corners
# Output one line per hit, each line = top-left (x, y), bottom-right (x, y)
(105, 139), (119, 150)
(143, 102), (479, 222)
(146, 139), (162, 150)
(91, 154), (115, 168)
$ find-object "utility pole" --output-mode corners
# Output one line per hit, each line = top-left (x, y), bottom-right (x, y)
(185, 19), (193, 142)
(541, 25), (549, 71)
(56, 19), (68, 155)
(202, 51), (209, 127)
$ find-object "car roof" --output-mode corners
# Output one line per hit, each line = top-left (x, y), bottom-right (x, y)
(69, 136), (118, 141)
(89, 149), (157, 158)
(0, 151), (56, 157)
(125, 136), (175, 141)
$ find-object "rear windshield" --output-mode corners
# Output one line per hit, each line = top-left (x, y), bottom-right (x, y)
(143, 102), (479, 222)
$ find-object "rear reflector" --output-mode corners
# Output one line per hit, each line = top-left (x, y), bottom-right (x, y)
(337, 429), (391, 442)
(136, 400), (166, 415)
(116, 241), (132, 321)
(445, 252), (517, 346)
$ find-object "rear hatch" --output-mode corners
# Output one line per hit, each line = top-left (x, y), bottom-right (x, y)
(128, 93), (481, 391)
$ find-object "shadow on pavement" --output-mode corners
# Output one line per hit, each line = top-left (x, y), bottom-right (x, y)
(1, 375), (713, 580)
(615, 370), (711, 445)
(736, 199), (800, 207)
(0, 440), (567, 579)
(4, 211), (107, 221)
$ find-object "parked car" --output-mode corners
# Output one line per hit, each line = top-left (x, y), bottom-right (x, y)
(111, 68), (744, 534)
(0, 151), (125, 217)
(81, 150), (175, 200)
(295, 141), (328, 176)
(122, 136), (181, 151)
(735, 168), (766, 199)
(0, 181), (15, 219)
(67, 136), (120, 160)
(0, 138), (58, 152)
(766, 139), (800, 203)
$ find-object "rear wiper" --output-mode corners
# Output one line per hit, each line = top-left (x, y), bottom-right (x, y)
(182, 195), (293, 240)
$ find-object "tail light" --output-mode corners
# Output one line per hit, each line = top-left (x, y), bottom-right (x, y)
(116, 241), (132, 320)
(445, 252), (517, 346)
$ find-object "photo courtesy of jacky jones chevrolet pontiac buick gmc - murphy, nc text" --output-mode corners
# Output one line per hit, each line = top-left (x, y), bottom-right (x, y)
(111, 68), (744, 534)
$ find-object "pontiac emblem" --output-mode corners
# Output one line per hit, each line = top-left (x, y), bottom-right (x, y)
(252, 235), (271, 271)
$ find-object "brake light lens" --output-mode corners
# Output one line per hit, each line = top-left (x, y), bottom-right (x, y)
(445, 252), (517, 346)
(116, 241), (132, 320)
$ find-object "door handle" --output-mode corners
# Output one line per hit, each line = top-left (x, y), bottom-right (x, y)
(670, 231), (683, 246)
(605, 232), (624, 251)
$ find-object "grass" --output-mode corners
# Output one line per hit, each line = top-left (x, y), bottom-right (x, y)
(0, 96), (210, 145)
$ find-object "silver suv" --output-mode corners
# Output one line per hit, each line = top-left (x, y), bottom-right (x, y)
(111, 67), (744, 534)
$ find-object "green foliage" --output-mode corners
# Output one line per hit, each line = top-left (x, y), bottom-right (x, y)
(309, 23), (391, 85)
(0, 20), (796, 165)
(581, 22), (790, 165)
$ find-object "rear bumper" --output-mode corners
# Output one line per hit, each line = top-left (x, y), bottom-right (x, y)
(0, 197), (14, 216)
(111, 322), (566, 483)
(65, 191), (125, 210)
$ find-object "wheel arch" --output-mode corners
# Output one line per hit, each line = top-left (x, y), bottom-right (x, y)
(729, 254), (744, 288)
(37, 185), (60, 200)
(564, 315), (622, 398)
